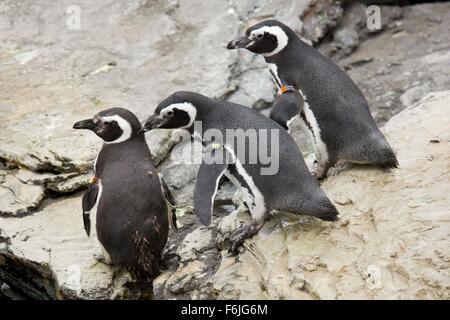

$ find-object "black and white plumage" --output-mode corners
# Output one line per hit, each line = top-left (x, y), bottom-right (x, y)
(228, 19), (398, 179)
(269, 90), (304, 131)
(73, 108), (175, 284)
(141, 91), (338, 252)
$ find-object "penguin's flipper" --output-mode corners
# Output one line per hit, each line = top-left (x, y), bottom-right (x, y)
(270, 91), (304, 130)
(158, 173), (175, 206)
(158, 173), (178, 232)
(194, 145), (231, 226)
(82, 182), (99, 237)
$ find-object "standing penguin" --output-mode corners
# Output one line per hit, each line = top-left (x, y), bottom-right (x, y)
(269, 87), (304, 131)
(73, 108), (176, 289)
(228, 19), (398, 179)
(141, 91), (338, 252)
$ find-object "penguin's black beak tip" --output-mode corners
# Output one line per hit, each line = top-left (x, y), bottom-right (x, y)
(73, 119), (96, 130)
(140, 115), (163, 133)
(137, 126), (145, 134)
(227, 36), (252, 49)
(139, 121), (150, 134)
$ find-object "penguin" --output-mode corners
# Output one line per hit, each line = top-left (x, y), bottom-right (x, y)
(227, 19), (398, 179)
(269, 86), (304, 131)
(140, 91), (338, 252)
(73, 107), (176, 289)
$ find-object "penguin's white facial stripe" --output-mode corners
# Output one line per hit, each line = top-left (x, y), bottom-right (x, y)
(250, 26), (288, 57)
(102, 115), (132, 144)
(246, 41), (255, 48)
(249, 30), (264, 40)
(160, 102), (197, 129)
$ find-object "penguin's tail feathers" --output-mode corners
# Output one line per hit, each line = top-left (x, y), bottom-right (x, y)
(305, 197), (339, 222)
(375, 141), (399, 169)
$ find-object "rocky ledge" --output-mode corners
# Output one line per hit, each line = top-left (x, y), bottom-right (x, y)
(1, 91), (449, 299)
(1, 0), (450, 299)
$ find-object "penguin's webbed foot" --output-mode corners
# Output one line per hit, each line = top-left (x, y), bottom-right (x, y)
(313, 162), (330, 180)
(228, 221), (264, 254)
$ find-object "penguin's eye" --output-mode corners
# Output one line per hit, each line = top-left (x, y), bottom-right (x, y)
(103, 121), (111, 126)
(257, 33), (263, 39)
(167, 110), (174, 116)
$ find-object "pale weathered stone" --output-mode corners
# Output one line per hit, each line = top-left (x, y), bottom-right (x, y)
(0, 170), (45, 216)
(0, 196), (127, 299)
(177, 226), (214, 263)
(323, 2), (450, 124)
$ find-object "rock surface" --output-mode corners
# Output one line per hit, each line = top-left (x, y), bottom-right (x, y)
(1, 1), (449, 300)
(1, 91), (449, 299)
(319, 2), (450, 124)
(0, 169), (45, 216)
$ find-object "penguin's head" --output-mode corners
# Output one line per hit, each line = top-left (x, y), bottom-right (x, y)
(227, 19), (291, 57)
(141, 91), (199, 132)
(73, 108), (142, 144)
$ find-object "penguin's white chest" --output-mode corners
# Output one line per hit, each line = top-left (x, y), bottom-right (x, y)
(223, 146), (266, 222)
(267, 63), (282, 89)
(90, 180), (112, 263)
(286, 114), (299, 134)
(298, 91), (329, 164)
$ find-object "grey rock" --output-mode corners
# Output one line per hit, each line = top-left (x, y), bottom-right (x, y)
(154, 211), (224, 299)
(146, 130), (177, 166)
(300, 0), (343, 43)
(321, 3), (403, 59)
(0, 282), (26, 300)
(0, 195), (135, 299)
(46, 172), (92, 193)
(15, 167), (92, 194)
(158, 158), (200, 207)
(328, 2), (450, 125)
(177, 226), (214, 263)
(332, 27), (359, 55)
(0, 0), (240, 173)
(0, 170), (45, 216)
(0, 168), (93, 217)
(227, 67), (276, 110)
(215, 181), (237, 203)
(399, 83), (430, 108)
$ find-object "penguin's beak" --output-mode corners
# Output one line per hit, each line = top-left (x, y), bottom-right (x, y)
(140, 114), (164, 133)
(227, 36), (252, 49)
(73, 119), (96, 131)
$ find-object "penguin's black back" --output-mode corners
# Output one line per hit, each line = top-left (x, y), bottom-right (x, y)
(199, 99), (337, 217)
(95, 135), (169, 281)
(273, 38), (397, 167)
